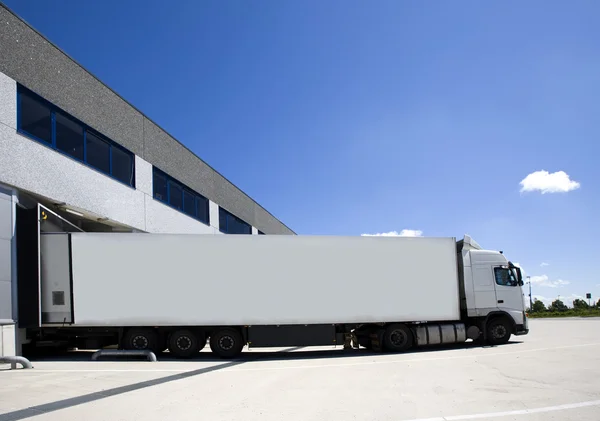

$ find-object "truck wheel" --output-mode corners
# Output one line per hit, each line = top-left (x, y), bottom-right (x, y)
(486, 318), (512, 345)
(383, 324), (413, 352)
(122, 328), (158, 352)
(210, 328), (244, 358)
(168, 329), (204, 359)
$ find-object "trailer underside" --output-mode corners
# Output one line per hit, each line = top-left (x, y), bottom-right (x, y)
(24, 315), (526, 359)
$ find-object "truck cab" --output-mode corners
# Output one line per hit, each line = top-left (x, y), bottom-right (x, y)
(458, 236), (528, 342)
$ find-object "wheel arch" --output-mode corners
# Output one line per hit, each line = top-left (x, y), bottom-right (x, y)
(484, 311), (516, 337)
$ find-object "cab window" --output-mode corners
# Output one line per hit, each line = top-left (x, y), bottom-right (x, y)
(494, 267), (518, 287)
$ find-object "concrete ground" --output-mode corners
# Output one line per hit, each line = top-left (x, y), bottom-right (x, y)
(1, 318), (599, 421)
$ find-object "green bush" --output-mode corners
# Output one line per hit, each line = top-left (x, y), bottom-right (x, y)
(528, 307), (600, 318)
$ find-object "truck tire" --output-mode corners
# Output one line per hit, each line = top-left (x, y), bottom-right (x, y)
(168, 329), (204, 359)
(210, 328), (244, 359)
(122, 328), (158, 352)
(383, 324), (413, 352)
(486, 318), (512, 345)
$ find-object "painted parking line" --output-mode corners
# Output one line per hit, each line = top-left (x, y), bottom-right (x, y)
(402, 399), (600, 420)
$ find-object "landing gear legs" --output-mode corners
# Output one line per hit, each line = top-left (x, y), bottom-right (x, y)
(343, 333), (359, 350)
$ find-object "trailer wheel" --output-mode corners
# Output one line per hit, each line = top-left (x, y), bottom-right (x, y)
(486, 318), (512, 345)
(210, 328), (244, 358)
(168, 329), (204, 359)
(383, 324), (413, 352)
(122, 328), (158, 352)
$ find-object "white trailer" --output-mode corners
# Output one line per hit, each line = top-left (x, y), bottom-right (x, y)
(31, 232), (528, 358)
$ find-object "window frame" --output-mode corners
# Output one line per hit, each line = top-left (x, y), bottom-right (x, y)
(16, 84), (136, 188)
(152, 166), (210, 226)
(219, 207), (252, 235)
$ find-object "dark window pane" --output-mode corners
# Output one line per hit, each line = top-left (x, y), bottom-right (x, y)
(219, 208), (227, 231)
(183, 190), (196, 217)
(19, 91), (52, 143)
(55, 113), (84, 160)
(258, 231), (265, 235)
(169, 181), (183, 210)
(219, 208), (250, 234)
(86, 132), (110, 174)
(197, 197), (209, 224)
(230, 217), (251, 234)
(153, 171), (167, 202)
(494, 268), (517, 287)
(112, 147), (133, 186)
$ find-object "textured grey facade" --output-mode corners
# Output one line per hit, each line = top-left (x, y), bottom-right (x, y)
(0, 4), (293, 235)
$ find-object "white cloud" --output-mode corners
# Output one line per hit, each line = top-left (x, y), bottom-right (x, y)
(540, 262), (549, 267)
(361, 229), (423, 237)
(519, 170), (580, 194)
(529, 274), (570, 288)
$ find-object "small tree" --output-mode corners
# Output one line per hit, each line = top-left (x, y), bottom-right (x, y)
(596, 299), (600, 309)
(573, 299), (589, 310)
(549, 299), (568, 312)
(531, 299), (547, 313)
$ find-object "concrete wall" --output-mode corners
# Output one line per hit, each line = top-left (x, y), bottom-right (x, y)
(0, 4), (293, 235)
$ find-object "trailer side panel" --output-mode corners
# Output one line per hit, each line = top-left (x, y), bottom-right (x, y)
(69, 233), (460, 326)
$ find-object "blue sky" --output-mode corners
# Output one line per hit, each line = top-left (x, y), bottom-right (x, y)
(5, 0), (599, 306)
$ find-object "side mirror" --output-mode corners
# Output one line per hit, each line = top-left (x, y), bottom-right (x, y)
(516, 267), (524, 286)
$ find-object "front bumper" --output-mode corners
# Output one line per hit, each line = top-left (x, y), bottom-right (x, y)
(514, 324), (529, 336)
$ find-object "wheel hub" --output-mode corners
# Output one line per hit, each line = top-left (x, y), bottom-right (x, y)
(390, 330), (407, 346)
(176, 336), (192, 351)
(132, 335), (148, 349)
(219, 335), (234, 350)
(492, 325), (507, 339)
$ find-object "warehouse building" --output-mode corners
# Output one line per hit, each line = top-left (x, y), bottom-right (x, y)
(0, 4), (294, 358)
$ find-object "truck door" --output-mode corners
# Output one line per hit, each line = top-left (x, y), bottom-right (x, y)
(471, 264), (498, 311)
(493, 267), (523, 314)
(40, 233), (74, 324)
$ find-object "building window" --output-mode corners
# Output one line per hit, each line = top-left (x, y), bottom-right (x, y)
(219, 207), (251, 234)
(169, 181), (183, 211)
(183, 190), (196, 217)
(152, 167), (210, 225)
(258, 230), (265, 235)
(111, 146), (134, 186)
(86, 132), (111, 174)
(16, 84), (135, 188)
(18, 89), (52, 144)
(153, 170), (168, 202)
(55, 112), (84, 161)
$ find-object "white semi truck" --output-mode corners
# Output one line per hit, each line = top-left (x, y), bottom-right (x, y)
(28, 232), (528, 358)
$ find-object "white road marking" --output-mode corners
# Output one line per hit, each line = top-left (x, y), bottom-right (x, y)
(5, 342), (600, 374)
(402, 399), (600, 420)
(3, 368), (192, 373)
